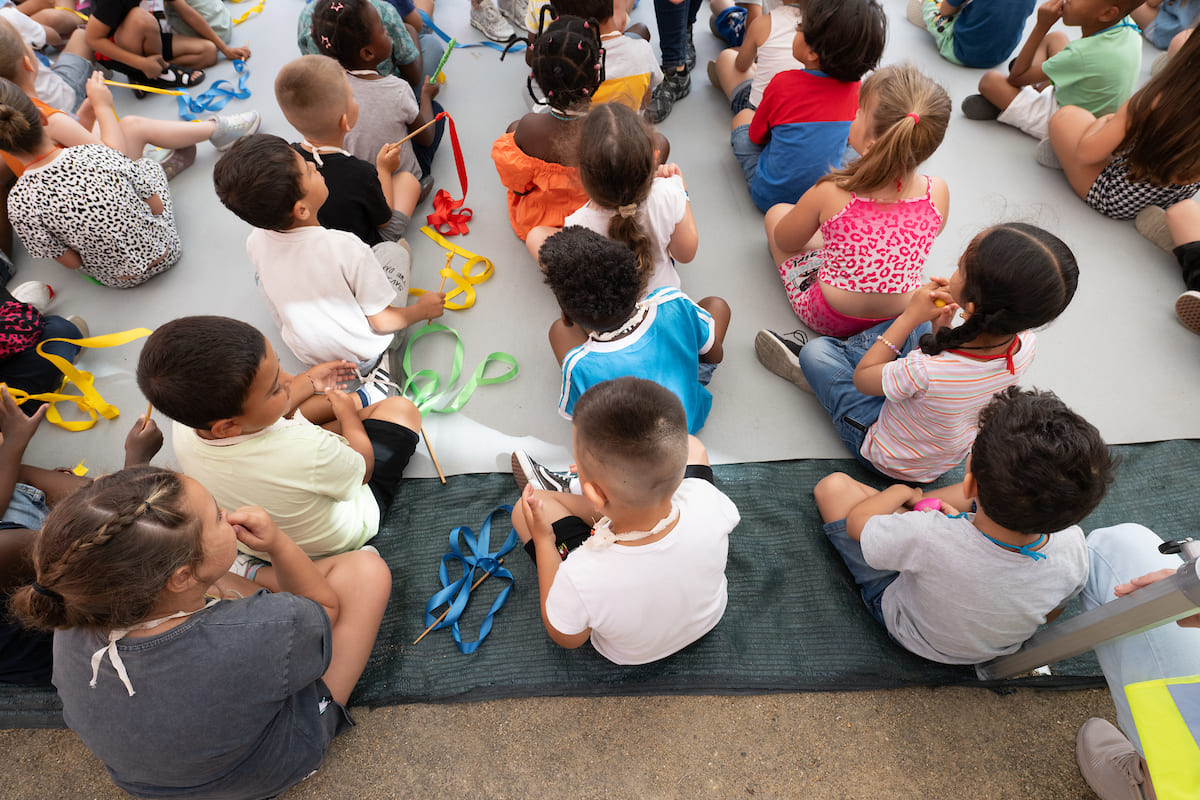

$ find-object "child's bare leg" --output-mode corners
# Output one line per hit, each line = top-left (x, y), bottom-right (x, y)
(713, 46), (752, 99)
(391, 171), (420, 218)
(115, 117), (217, 159)
(731, 107), (754, 131)
(32, 9), (83, 41)
(763, 202), (794, 264)
(165, 34), (218, 69)
(16, 465), (89, 506)
(977, 70), (1021, 111)
(312, 550), (391, 705)
(1165, 198), (1200, 245)
(360, 396), (421, 429)
(697, 296), (731, 363)
(525, 225), (558, 263)
(549, 317), (587, 365)
(1130, 2), (1158, 28)
(1046, 104), (1108, 200)
(1168, 26), (1193, 57)
(512, 489), (596, 543)
(813, 472), (879, 523)
(687, 435), (709, 465)
(14, 0), (55, 16)
(113, 8), (165, 62)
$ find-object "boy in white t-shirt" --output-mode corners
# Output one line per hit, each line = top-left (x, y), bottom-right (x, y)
(812, 386), (1114, 665)
(511, 376), (741, 665)
(214, 133), (444, 405)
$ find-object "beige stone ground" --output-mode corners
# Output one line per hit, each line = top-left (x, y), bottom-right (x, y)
(0, 687), (1111, 799)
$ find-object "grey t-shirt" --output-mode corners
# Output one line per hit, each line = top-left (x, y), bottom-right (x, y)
(861, 512), (1089, 664)
(53, 590), (349, 799)
(345, 73), (422, 178)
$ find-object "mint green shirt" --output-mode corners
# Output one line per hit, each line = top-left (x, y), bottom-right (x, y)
(1043, 20), (1142, 116)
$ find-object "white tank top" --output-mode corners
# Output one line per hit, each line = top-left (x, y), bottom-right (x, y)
(750, 4), (805, 107)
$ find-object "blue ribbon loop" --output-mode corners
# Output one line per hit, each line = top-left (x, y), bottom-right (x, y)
(417, 9), (526, 53)
(423, 505), (519, 654)
(176, 59), (252, 121)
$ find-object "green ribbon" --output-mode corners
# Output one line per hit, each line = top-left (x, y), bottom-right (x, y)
(401, 323), (518, 414)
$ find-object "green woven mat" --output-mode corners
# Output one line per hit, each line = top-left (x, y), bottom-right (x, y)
(3, 440), (1195, 728)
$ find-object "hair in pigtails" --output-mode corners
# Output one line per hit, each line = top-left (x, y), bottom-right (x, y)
(527, 14), (604, 112)
(919, 223), (1079, 356)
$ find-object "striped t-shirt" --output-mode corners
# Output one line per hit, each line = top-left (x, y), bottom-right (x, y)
(862, 331), (1037, 483)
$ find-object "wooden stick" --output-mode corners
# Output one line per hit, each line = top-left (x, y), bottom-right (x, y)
(427, 252), (452, 326)
(413, 558), (503, 644)
(142, 402), (153, 431)
(421, 424), (446, 484)
(389, 115), (440, 148)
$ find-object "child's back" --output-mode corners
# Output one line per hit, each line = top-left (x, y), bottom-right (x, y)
(1045, 16), (1141, 116)
(592, 32), (661, 110)
(344, 72), (421, 177)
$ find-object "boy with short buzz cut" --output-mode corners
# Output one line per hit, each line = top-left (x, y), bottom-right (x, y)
(136, 315), (424, 567)
(512, 377), (741, 665)
(540, 226), (731, 435)
(275, 54), (421, 248)
(962, 0), (1142, 144)
(213, 134), (444, 404)
(731, 0), (886, 212)
(813, 386), (1115, 665)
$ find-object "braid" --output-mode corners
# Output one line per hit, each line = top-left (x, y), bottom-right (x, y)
(528, 14), (604, 112)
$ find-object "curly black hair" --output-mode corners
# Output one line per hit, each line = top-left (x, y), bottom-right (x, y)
(540, 226), (640, 332)
(801, 0), (886, 83)
(527, 13), (604, 112)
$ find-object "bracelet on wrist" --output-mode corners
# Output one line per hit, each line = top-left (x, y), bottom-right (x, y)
(876, 335), (902, 357)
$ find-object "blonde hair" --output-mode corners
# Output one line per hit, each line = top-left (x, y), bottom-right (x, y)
(0, 18), (27, 82)
(274, 54), (350, 140)
(821, 63), (950, 194)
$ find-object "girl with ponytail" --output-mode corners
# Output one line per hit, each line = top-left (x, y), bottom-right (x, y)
(767, 223), (1079, 484)
(764, 64), (952, 337)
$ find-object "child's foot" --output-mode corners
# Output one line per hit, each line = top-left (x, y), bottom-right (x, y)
(754, 329), (813, 394)
(961, 94), (1001, 120)
(709, 7), (746, 47)
(65, 315), (89, 338)
(511, 450), (573, 493)
(208, 110), (262, 152)
(9, 281), (53, 312)
(646, 66), (691, 124)
(471, 0), (516, 42)
(1151, 50), (1170, 78)
(1176, 291), (1200, 335)
(706, 60), (721, 92)
(356, 361), (400, 408)
(497, 0), (531, 35)
(905, 0), (927, 27)
(1035, 138), (1062, 170)
(145, 144), (198, 180)
(1135, 205), (1174, 252)
(1075, 718), (1148, 800)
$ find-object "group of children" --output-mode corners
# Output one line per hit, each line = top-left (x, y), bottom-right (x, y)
(0, 0), (1193, 797)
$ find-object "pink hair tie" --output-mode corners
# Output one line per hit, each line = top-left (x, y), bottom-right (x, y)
(321, 34), (331, 46)
(908, 112), (920, 123)
(330, 1), (342, 9)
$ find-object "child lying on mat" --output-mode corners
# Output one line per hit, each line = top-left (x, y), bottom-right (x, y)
(812, 386), (1114, 665)
(511, 377), (740, 665)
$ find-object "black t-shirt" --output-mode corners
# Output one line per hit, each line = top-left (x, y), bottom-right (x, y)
(292, 145), (390, 246)
(90, 0), (150, 31)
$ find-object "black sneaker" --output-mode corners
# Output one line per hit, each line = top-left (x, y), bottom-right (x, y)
(961, 94), (1001, 120)
(754, 329), (813, 394)
(646, 66), (691, 124)
(511, 450), (574, 493)
(685, 25), (696, 71)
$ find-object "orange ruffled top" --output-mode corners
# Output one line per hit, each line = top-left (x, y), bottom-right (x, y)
(490, 131), (588, 241)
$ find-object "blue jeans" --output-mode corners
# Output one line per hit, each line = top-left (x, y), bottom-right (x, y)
(0, 483), (48, 531)
(823, 519), (897, 626)
(653, 0), (702, 69)
(797, 319), (929, 473)
(1082, 523), (1200, 755)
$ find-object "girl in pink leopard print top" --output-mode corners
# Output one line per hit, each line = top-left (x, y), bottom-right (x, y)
(764, 64), (952, 337)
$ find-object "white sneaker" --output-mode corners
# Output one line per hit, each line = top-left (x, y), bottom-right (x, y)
(9, 281), (52, 311)
(497, 0), (530, 35)
(208, 110), (262, 152)
(470, 0), (516, 42)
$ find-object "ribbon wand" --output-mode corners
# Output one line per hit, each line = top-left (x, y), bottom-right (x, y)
(429, 38), (455, 84)
(413, 557), (503, 644)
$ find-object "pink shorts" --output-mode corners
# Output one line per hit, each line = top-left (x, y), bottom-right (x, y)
(779, 254), (894, 337)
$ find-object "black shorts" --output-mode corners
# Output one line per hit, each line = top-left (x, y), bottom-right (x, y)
(1176, 241), (1200, 292)
(362, 419), (419, 517)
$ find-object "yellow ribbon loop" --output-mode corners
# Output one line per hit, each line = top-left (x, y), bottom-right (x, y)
(229, 0), (265, 24)
(1, 328), (152, 431)
(410, 226), (495, 311)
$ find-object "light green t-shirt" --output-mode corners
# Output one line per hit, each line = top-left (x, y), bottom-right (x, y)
(1043, 20), (1142, 116)
(165, 0), (233, 44)
(172, 416), (378, 561)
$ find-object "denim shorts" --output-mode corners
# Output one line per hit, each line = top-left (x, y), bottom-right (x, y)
(1, 483), (49, 531)
(52, 52), (91, 111)
(731, 123), (763, 186)
(729, 79), (756, 115)
(823, 518), (897, 626)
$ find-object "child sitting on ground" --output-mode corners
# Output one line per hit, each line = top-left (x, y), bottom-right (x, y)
(813, 386), (1113, 665)
(555, 0), (660, 110)
(707, 0), (803, 116)
(526, 102), (696, 295)
(136, 315), (425, 561)
(310, 0), (443, 189)
(491, 13), (599, 241)
(1132, 199), (1200, 335)
(763, 64), (951, 337)
(731, 0), (886, 212)
(1132, 0), (1200, 50)
(299, 0), (424, 88)
(512, 377), (741, 665)
(541, 227), (729, 435)
(0, 14), (90, 114)
(214, 134), (444, 400)
(962, 0), (1142, 144)
(906, 0), (1036, 69)
(275, 54), (420, 248)
(0, 79), (181, 288)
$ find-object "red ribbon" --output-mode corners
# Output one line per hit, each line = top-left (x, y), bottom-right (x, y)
(426, 111), (473, 236)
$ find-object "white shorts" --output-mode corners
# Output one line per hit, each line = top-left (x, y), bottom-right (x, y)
(996, 85), (1056, 141)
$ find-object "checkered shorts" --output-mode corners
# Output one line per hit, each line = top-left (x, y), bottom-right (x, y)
(1085, 158), (1200, 221)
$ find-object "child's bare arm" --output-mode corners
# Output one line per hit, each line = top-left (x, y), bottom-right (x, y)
(853, 279), (955, 396)
(166, 0), (251, 60)
(375, 143), (401, 208)
(0, 388), (46, 507)
(846, 484), (923, 541)
(770, 181), (832, 254)
(327, 388), (374, 483)
(84, 72), (129, 155)
(230, 505), (340, 623)
(1008, 0), (1061, 86)
(1076, 102), (1129, 165)
(367, 292), (446, 333)
(54, 250), (83, 270)
(519, 484), (592, 649)
(732, 14), (771, 72)
(658, 163), (698, 262)
(936, 1), (957, 16)
(412, 81), (440, 148)
(84, 16), (167, 79)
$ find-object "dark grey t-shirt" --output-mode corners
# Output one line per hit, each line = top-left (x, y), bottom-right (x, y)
(53, 590), (350, 799)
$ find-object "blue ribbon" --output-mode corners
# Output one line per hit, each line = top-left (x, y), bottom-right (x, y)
(176, 59), (251, 121)
(417, 9), (525, 53)
(423, 505), (519, 654)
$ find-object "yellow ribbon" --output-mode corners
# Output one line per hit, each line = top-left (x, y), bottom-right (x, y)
(410, 226), (494, 311)
(54, 6), (88, 20)
(103, 79), (187, 97)
(1, 328), (152, 431)
(230, 0), (265, 24)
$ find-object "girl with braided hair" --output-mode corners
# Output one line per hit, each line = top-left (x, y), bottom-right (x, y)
(491, 12), (603, 241)
(526, 101), (696, 296)
(9, 466), (391, 800)
(761, 223), (1078, 484)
